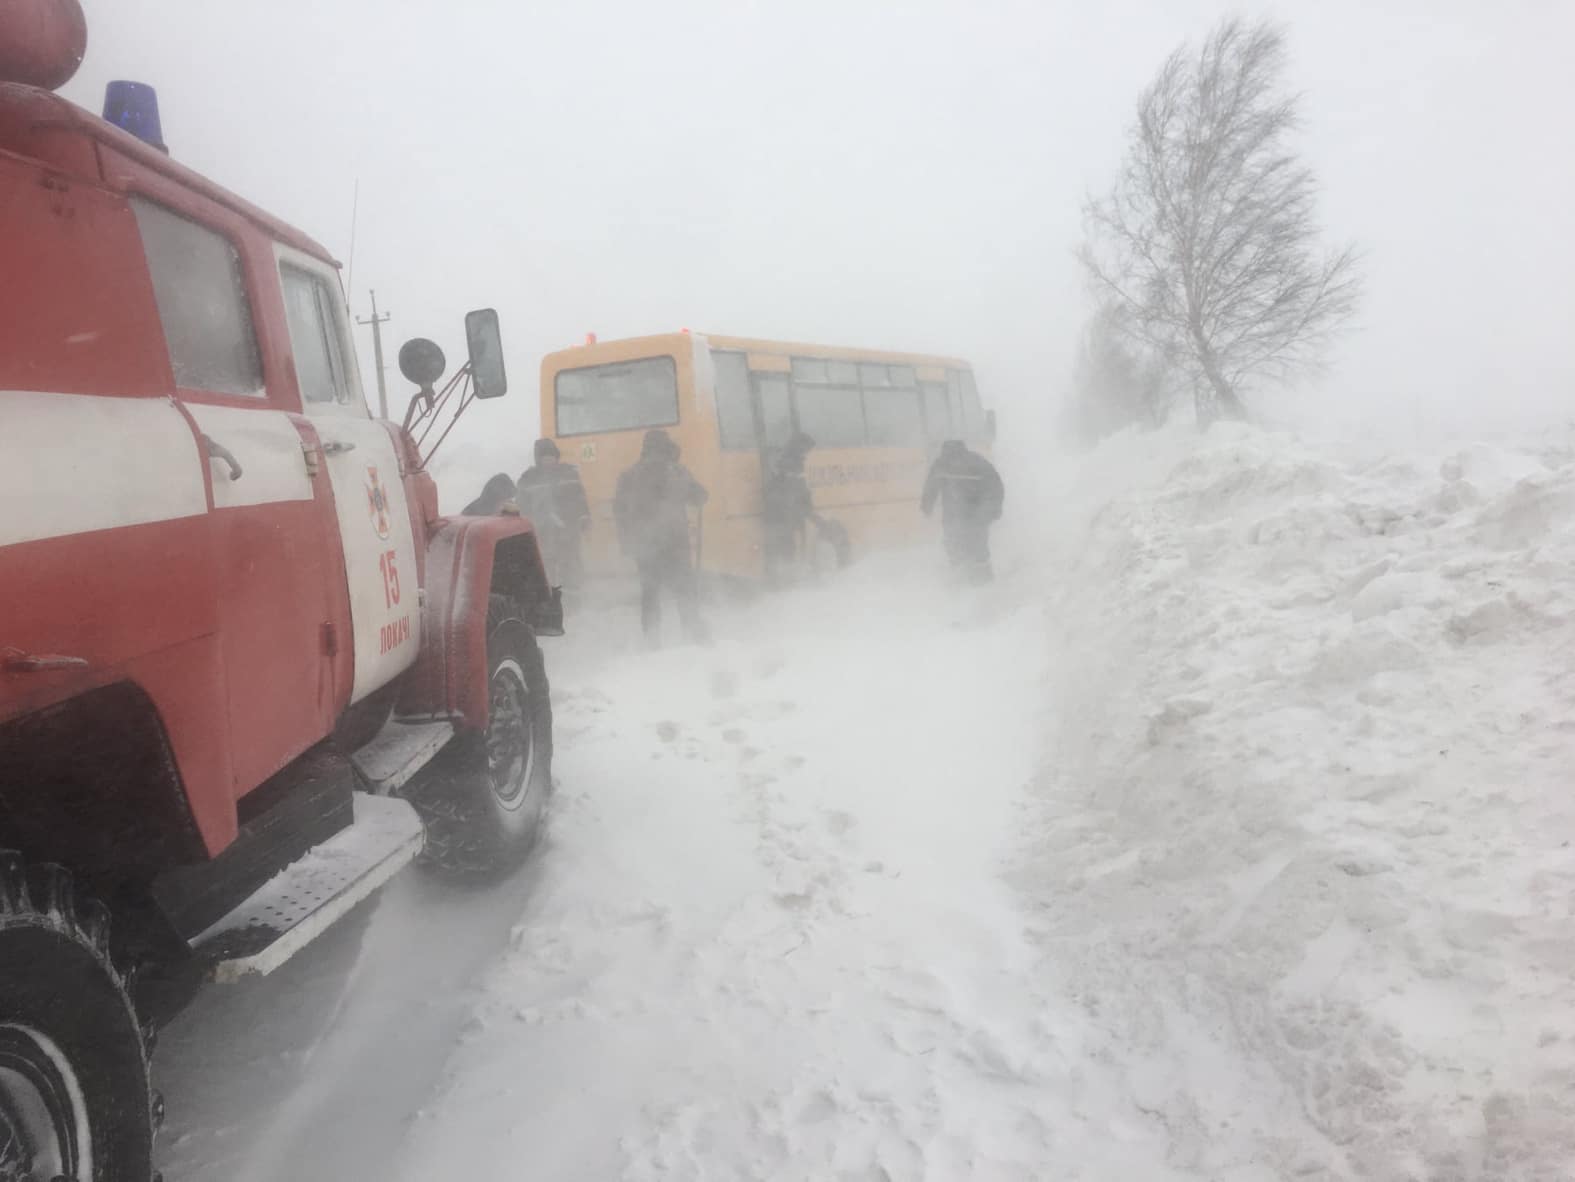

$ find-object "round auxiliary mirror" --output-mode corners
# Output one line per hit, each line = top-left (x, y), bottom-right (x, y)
(398, 338), (446, 389)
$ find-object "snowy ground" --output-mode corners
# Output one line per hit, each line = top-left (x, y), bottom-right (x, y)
(1023, 424), (1575, 1180)
(395, 552), (1197, 1181)
(158, 422), (1575, 1180)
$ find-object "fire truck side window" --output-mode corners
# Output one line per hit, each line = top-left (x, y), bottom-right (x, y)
(129, 197), (264, 397)
(280, 266), (350, 404)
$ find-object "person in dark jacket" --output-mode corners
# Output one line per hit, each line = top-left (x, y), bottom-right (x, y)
(613, 429), (709, 644)
(920, 439), (1004, 582)
(462, 473), (518, 517)
(516, 438), (591, 591)
(761, 432), (817, 586)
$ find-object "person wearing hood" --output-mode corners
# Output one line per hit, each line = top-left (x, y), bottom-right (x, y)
(613, 429), (709, 644)
(462, 473), (519, 517)
(761, 432), (817, 586)
(920, 439), (1004, 582)
(516, 438), (591, 592)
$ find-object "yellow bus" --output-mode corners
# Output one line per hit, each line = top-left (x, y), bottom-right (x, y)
(539, 332), (994, 581)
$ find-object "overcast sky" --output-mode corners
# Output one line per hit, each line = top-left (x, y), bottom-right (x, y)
(62, 0), (1575, 472)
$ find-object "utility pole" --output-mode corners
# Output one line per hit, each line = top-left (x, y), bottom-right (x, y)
(357, 290), (391, 419)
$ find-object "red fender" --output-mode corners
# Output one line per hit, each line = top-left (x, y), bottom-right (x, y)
(400, 516), (553, 731)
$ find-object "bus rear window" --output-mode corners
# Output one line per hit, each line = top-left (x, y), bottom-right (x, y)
(555, 357), (678, 436)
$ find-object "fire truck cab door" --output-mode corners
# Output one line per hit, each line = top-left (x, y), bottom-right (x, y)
(278, 249), (422, 704)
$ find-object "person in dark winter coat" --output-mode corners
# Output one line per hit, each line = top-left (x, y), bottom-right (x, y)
(516, 438), (591, 591)
(761, 432), (817, 585)
(920, 439), (1004, 582)
(462, 473), (518, 517)
(613, 429), (709, 644)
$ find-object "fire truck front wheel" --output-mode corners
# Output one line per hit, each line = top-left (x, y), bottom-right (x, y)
(414, 598), (553, 875)
(0, 854), (156, 1182)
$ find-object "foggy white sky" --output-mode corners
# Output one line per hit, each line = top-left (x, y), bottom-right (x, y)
(63, 0), (1575, 456)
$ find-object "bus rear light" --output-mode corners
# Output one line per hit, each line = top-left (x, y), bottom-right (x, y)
(584, 333), (597, 345)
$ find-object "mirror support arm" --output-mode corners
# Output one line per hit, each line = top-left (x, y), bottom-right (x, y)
(409, 363), (476, 467)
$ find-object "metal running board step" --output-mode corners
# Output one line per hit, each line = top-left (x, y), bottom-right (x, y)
(352, 719), (455, 793)
(193, 794), (424, 983)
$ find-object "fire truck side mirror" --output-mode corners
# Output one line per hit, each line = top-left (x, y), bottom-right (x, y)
(465, 308), (508, 399)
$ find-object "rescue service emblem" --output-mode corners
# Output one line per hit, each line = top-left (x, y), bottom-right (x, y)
(365, 465), (392, 540)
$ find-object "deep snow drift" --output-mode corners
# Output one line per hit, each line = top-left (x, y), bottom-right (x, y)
(1024, 423), (1575, 1180)
(377, 422), (1570, 1180)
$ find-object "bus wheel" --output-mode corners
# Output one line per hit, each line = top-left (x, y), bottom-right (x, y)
(413, 597), (554, 875)
(0, 855), (156, 1182)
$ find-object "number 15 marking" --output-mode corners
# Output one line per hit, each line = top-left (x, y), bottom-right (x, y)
(379, 549), (401, 608)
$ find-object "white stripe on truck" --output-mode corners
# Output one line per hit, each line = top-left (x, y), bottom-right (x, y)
(0, 390), (208, 547)
(184, 403), (314, 510)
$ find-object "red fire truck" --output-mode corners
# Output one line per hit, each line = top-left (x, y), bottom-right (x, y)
(0, 4), (560, 1177)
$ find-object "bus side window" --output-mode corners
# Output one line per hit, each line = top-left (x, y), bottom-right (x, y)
(792, 357), (866, 447)
(712, 351), (756, 449)
(757, 374), (794, 448)
(862, 363), (923, 447)
(921, 382), (951, 441)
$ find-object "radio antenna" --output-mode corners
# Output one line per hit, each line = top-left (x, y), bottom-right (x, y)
(346, 178), (361, 296)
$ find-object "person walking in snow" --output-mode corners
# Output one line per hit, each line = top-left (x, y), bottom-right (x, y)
(613, 429), (710, 645)
(462, 473), (519, 517)
(920, 439), (1004, 583)
(516, 438), (591, 593)
(761, 432), (817, 586)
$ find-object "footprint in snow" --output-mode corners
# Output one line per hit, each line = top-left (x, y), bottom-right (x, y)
(794, 1090), (839, 1124)
(748, 700), (797, 722)
(822, 809), (856, 837)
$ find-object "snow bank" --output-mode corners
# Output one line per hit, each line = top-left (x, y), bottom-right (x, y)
(1026, 422), (1575, 1179)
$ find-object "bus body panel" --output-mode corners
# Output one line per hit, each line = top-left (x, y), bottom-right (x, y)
(540, 333), (991, 582)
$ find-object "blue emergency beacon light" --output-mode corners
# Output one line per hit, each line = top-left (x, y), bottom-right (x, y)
(103, 80), (166, 153)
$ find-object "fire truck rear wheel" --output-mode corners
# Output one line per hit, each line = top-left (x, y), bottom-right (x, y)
(0, 853), (156, 1182)
(415, 597), (553, 875)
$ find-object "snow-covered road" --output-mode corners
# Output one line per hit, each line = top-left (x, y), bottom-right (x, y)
(395, 557), (1191, 1181)
(155, 423), (1575, 1181)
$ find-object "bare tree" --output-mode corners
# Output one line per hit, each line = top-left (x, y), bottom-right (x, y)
(1080, 18), (1360, 424)
(1069, 302), (1170, 441)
